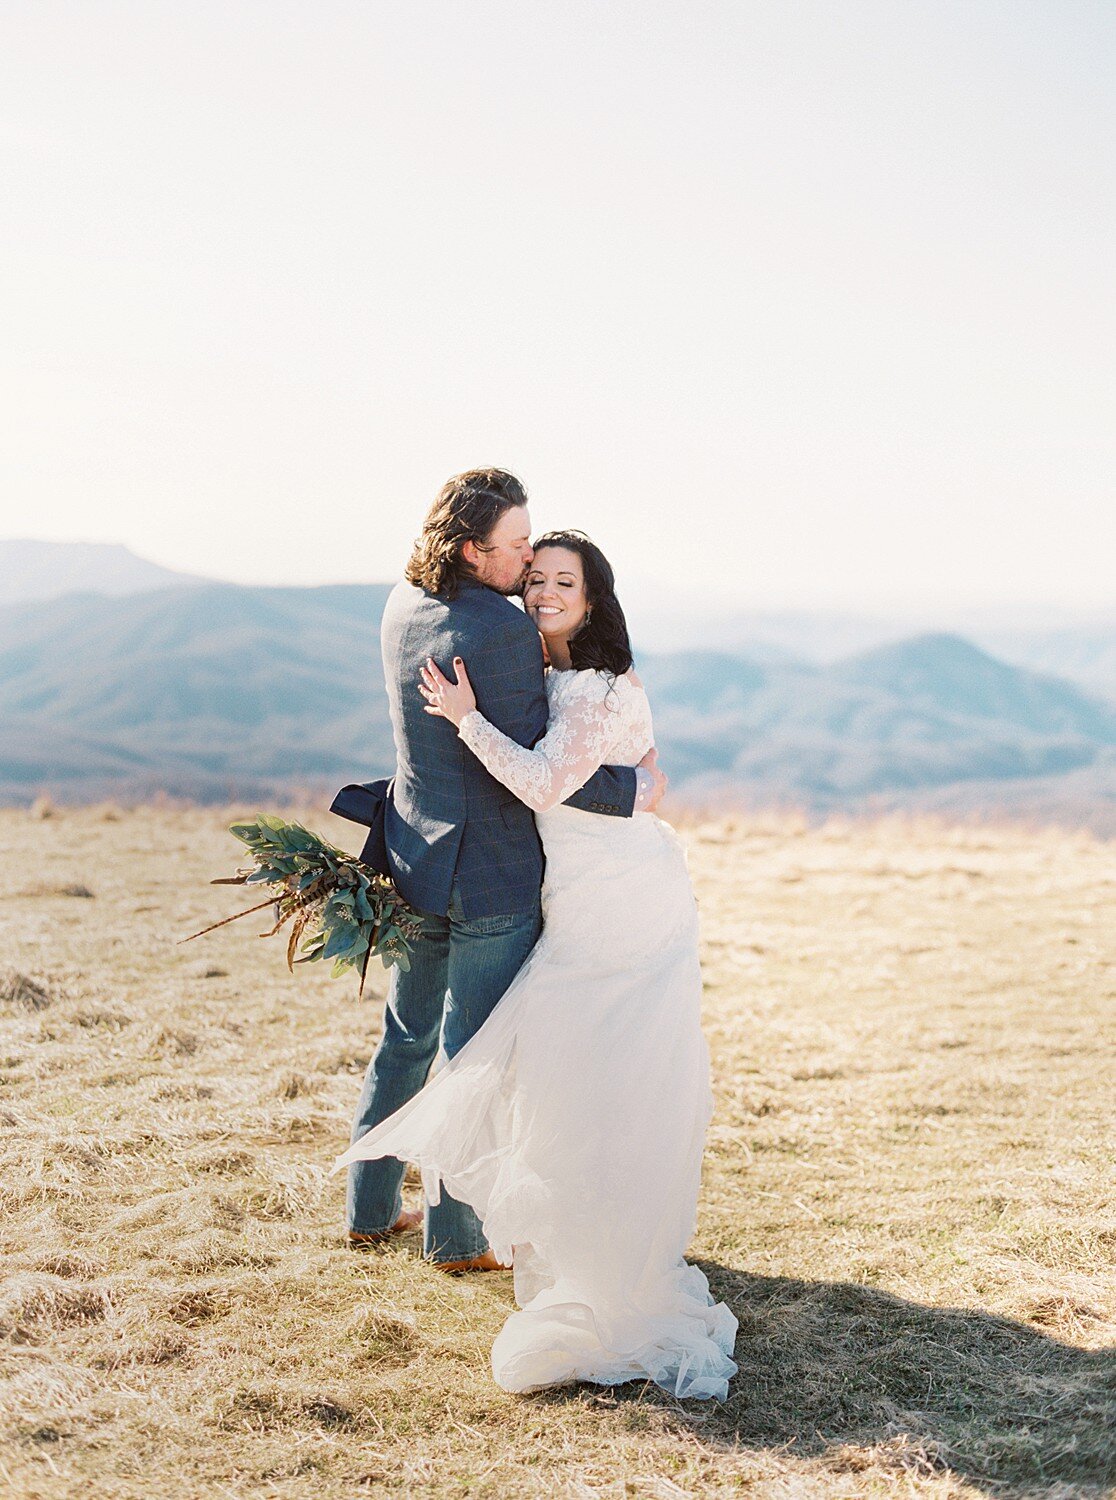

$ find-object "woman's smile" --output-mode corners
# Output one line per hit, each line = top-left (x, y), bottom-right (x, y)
(523, 545), (588, 650)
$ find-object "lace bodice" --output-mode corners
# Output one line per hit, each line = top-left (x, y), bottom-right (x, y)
(458, 669), (653, 814)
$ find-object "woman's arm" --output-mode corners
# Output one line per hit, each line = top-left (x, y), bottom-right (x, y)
(420, 658), (619, 814)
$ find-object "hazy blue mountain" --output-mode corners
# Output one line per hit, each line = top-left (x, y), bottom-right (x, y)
(626, 591), (1116, 703)
(835, 633), (1116, 740)
(0, 540), (211, 604)
(659, 633), (1116, 802)
(0, 584), (395, 799)
(10, 539), (1112, 703)
(638, 651), (769, 713)
(625, 600), (900, 663)
(0, 583), (391, 729)
(1, 584), (1114, 829)
(970, 622), (1116, 703)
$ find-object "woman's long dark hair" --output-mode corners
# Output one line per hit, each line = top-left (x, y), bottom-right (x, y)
(531, 530), (634, 678)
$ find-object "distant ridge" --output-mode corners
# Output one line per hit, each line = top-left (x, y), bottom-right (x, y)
(9, 542), (1114, 701)
(0, 540), (212, 604)
(0, 583), (396, 801)
(1, 583), (1114, 830)
(838, 633), (1116, 740)
(641, 631), (1116, 807)
(627, 599), (1116, 702)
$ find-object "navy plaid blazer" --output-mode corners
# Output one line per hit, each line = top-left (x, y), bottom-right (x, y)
(380, 576), (637, 919)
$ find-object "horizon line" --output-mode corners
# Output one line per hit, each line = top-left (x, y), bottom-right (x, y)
(3, 537), (1113, 619)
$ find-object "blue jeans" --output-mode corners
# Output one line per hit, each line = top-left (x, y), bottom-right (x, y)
(346, 882), (542, 1262)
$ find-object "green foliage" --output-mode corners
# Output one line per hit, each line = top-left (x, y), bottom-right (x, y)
(183, 815), (424, 991)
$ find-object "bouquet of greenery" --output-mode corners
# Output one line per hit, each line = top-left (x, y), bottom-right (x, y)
(182, 815), (424, 993)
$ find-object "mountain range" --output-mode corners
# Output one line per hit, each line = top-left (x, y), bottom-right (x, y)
(0, 540), (208, 605)
(1, 570), (1114, 831)
(632, 599), (1116, 702)
(4, 541), (1114, 693)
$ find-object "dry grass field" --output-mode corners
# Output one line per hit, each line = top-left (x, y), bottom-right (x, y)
(1, 804), (1113, 1499)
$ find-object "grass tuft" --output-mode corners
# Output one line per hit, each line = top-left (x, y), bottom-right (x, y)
(0, 971), (52, 1010)
(0, 1274), (111, 1342)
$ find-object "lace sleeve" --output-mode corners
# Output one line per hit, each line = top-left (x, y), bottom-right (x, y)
(458, 672), (622, 813)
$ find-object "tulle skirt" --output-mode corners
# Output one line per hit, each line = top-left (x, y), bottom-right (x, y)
(336, 810), (738, 1399)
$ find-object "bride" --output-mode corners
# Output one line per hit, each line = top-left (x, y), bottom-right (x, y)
(336, 530), (737, 1401)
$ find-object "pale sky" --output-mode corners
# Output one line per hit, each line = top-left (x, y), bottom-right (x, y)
(1, 0), (1113, 611)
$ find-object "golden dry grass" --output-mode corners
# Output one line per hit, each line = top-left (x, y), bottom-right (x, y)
(0, 804), (1113, 1499)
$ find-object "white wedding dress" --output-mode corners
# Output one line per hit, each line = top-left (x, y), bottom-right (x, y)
(336, 668), (738, 1400)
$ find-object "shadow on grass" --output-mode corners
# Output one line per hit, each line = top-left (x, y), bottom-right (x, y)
(541, 1263), (1116, 1498)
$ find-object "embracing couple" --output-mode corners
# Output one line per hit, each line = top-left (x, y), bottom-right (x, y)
(335, 468), (737, 1400)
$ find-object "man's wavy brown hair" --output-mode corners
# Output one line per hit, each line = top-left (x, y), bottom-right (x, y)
(404, 468), (529, 599)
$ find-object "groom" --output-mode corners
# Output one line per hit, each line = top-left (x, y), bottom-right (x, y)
(347, 468), (666, 1270)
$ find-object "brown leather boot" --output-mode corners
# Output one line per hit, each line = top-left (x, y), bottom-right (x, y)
(347, 1208), (423, 1248)
(433, 1250), (510, 1274)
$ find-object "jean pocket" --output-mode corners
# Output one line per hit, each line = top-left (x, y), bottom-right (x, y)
(460, 910), (522, 936)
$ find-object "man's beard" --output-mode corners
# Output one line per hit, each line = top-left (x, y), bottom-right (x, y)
(496, 570), (529, 599)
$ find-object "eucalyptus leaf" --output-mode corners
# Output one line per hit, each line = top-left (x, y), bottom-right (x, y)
(321, 926), (352, 961)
